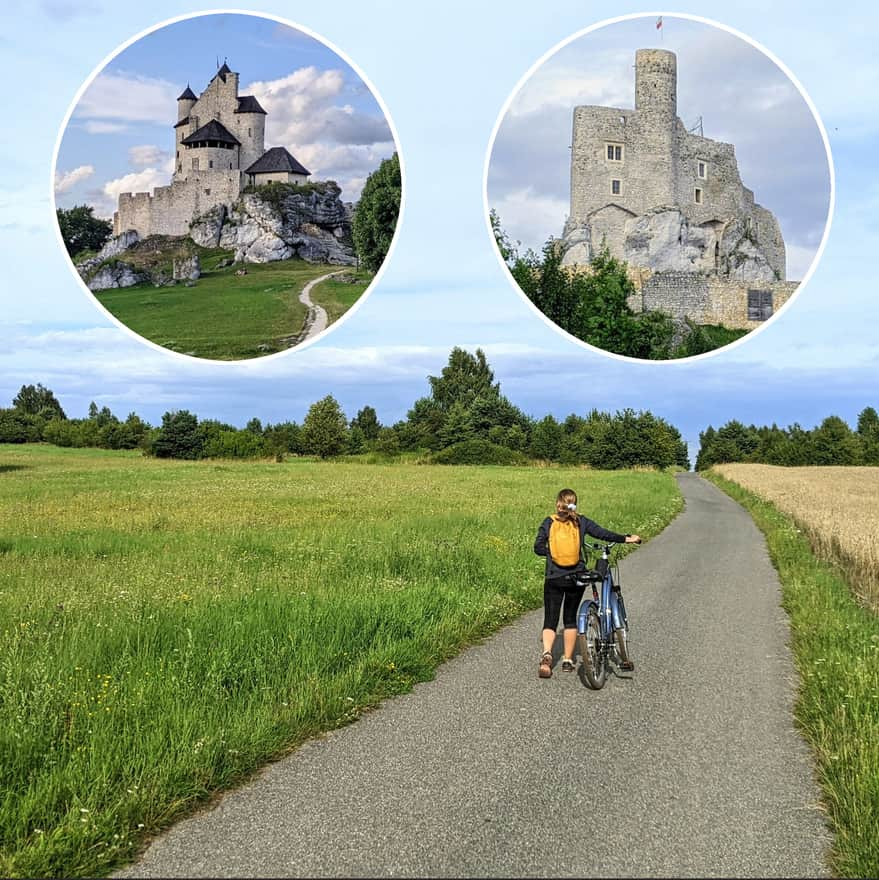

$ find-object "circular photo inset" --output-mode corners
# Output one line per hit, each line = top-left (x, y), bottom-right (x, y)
(53, 12), (402, 362)
(485, 14), (832, 361)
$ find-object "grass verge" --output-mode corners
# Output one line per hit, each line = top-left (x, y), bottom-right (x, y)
(95, 257), (334, 360)
(706, 471), (879, 878)
(0, 445), (683, 877)
(308, 270), (372, 326)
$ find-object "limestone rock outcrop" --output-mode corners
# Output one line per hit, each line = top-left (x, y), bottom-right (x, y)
(85, 262), (146, 291)
(213, 183), (356, 265)
(189, 206), (226, 248)
(75, 230), (140, 282)
(562, 206), (779, 283)
(173, 254), (201, 281)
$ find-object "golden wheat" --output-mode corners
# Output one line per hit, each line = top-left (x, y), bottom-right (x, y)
(714, 464), (879, 610)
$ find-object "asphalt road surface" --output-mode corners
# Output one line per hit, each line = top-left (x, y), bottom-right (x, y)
(118, 473), (831, 878)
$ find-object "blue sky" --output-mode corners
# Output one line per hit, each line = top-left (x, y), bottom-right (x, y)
(1, 0), (877, 467)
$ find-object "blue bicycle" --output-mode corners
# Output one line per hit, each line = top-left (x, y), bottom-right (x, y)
(576, 541), (631, 689)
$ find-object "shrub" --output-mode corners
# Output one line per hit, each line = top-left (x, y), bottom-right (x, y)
(431, 439), (527, 466)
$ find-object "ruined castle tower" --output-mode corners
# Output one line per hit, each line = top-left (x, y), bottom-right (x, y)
(114, 62), (310, 238)
(562, 48), (786, 289)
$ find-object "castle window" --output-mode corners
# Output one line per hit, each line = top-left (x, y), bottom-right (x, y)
(748, 289), (773, 321)
(248, 127), (252, 137)
(209, 160), (213, 169)
(178, 164), (182, 173)
(606, 143), (623, 161)
(694, 187), (703, 204)
(204, 188), (211, 195)
(698, 161), (707, 179)
(229, 162), (233, 169)
(611, 179), (621, 196)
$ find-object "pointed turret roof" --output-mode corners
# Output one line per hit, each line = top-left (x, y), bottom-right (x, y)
(215, 61), (233, 82)
(181, 119), (241, 146)
(177, 84), (197, 101)
(244, 146), (310, 176)
(235, 95), (267, 115)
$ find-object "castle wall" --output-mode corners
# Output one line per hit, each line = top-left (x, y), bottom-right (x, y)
(250, 171), (308, 186)
(115, 174), (243, 238)
(634, 271), (798, 329)
(182, 145), (239, 175)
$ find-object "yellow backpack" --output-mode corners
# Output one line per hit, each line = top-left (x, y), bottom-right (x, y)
(548, 515), (582, 566)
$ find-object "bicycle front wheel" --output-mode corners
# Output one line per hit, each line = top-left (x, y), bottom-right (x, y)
(577, 609), (606, 689)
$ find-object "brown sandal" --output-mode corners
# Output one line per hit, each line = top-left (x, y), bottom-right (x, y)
(538, 651), (553, 678)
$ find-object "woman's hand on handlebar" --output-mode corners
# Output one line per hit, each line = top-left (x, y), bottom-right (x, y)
(625, 534), (642, 544)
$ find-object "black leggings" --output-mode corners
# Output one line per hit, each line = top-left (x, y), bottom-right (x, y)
(543, 575), (586, 631)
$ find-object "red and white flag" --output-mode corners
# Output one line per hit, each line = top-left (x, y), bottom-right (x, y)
(656, 16), (663, 29)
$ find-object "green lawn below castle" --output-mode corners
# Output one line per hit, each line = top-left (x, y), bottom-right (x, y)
(95, 254), (372, 360)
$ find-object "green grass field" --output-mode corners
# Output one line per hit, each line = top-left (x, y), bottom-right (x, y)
(707, 472), (879, 877)
(94, 255), (361, 360)
(309, 270), (372, 325)
(0, 445), (683, 877)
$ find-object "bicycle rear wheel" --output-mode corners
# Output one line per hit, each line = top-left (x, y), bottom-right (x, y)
(577, 609), (606, 689)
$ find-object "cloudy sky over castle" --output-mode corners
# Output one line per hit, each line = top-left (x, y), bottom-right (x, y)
(488, 17), (831, 282)
(1, 2), (877, 465)
(53, 13), (396, 216)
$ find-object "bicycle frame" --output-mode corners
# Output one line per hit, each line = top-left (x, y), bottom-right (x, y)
(577, 544), (625, 642)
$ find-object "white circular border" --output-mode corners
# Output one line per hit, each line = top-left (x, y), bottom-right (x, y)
(50, 8), (405, 367)
(482, 10), (835, 366)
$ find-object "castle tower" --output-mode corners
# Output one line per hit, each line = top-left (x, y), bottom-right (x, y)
(177, 85), (197, 121)
(634, 48), (678, 205)
(232, 96), (267, 172)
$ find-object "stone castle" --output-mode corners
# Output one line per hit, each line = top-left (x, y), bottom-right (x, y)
(561, 49), (797, 328)
(113, 62), (311, 238)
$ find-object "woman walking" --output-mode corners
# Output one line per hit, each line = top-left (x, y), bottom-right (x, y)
(533, 488), (640, 678)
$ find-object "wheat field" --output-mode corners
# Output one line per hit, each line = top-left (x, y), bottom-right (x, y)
(714, 464), (879, 610)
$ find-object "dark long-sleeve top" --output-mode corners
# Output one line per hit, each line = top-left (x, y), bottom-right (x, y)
(534, 514), (628, 580)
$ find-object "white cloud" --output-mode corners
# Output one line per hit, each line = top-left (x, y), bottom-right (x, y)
(128, 145), (173, 170)
(508, 58), (632, 118)
(786, 243), (820, 282)
(54, 164), (94, 194)
(103, 168), (168, 200)
(75, 72), (179, 124)
(247, 67), (391, 146)
(88, 167), (170, 218)
(244, 66), (394, 201)
(491, 187), (569, 256)
(83, 121), (129, 135)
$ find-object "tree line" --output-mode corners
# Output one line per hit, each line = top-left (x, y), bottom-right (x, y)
(696, 410), (879, 470)
(0, 348), (689, 470)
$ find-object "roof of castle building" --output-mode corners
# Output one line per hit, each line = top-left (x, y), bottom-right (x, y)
(177, 85), (197, 101)
(181, 119), (241, 146)
(174, 117), (190, 129)
(215, 62), (233, 82)
(235, 95), (267, 115)
(244, 146), (311, 176)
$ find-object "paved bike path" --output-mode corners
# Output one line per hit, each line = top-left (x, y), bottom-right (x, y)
(119, 473), (830, 878)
